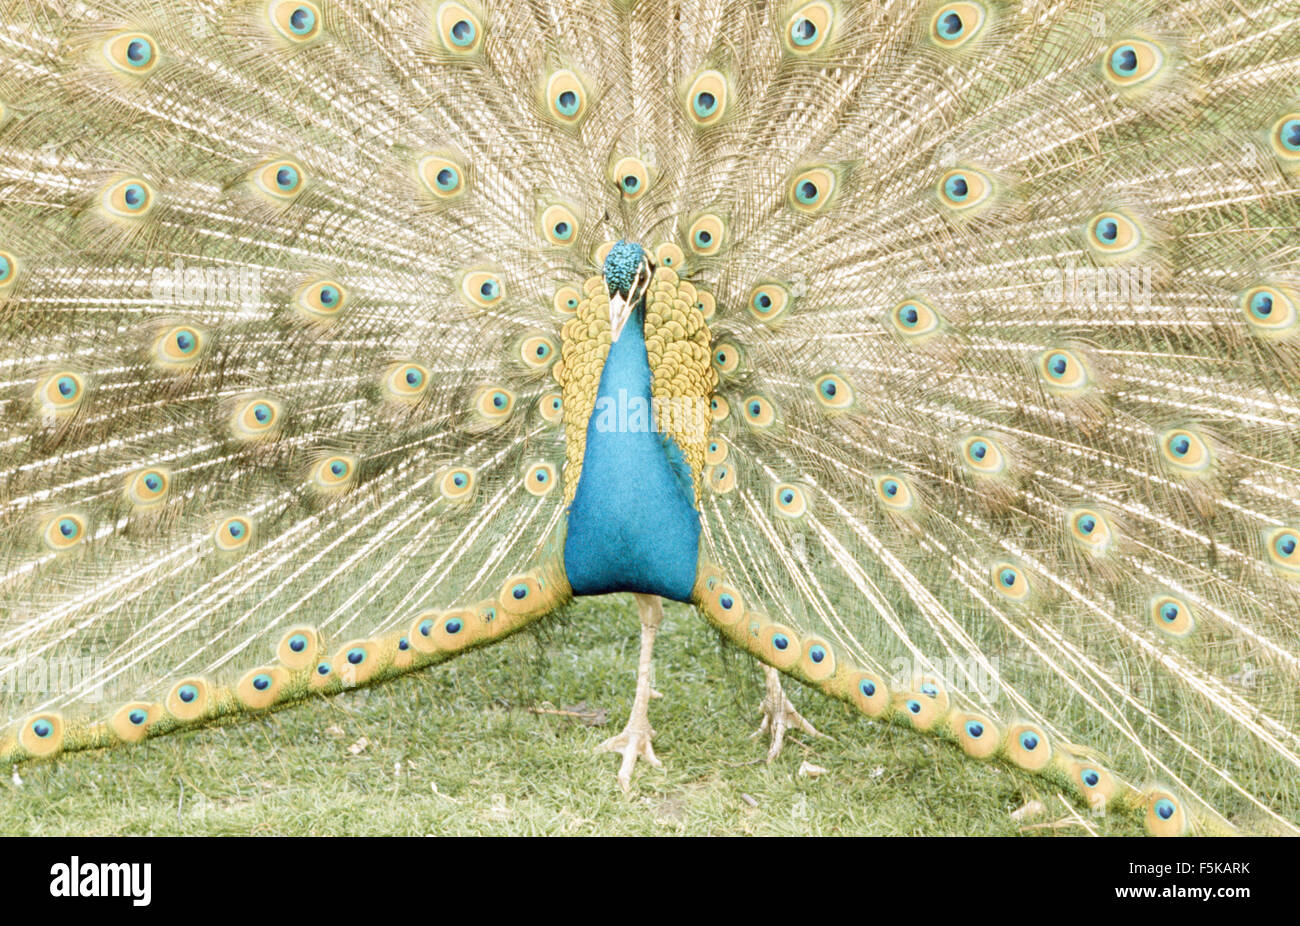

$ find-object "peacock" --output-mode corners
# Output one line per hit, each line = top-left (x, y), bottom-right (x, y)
(2, 0), (1299, 838)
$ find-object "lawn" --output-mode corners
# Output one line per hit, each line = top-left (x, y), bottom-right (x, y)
(0, 596), (1141, 836)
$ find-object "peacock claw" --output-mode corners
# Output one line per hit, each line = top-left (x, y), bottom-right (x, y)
(596, 719), (663, 792)
(754, 665), (825, 763)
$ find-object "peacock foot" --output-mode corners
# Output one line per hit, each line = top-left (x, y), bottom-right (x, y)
(753, 664), (825, 762)
(596, 713), (663, 792)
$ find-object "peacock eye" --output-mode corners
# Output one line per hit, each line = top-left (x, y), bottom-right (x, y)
(289, 634), (308, 653)
(104, 31), (159, 75)
(965, 721), (984, 738)
(1103, 39), (1165, 87)
(449, 19), (475, 46)
(693, 91), (717, 118)
(791, 18), (817, 45)
(929, 3), (987, 49)
(347, 647), (366, 665)
(783, 2), (833, 53)
(1019, 732), (1039, 750)
(1154, 798), (1175, 820)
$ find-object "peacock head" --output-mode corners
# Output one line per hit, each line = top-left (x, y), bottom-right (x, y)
(603, 240), (653, 342)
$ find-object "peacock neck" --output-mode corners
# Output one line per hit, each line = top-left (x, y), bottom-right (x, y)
(562, 299), (701, 602)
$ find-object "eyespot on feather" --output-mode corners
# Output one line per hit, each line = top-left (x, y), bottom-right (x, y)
(711, 341), (741, 377)
(539, 391), (563, 424)
(165, 677), (210, 721)
(252, 158), (307, 202)
(544, 69), (588, 125)
(873, 474), (918, 514)
(383, 362), (430, 402)
(439, 467), (476, 501)
(236, 666), (287, 710)
(334, 639), (381, 686)
(295, 279), (348, 322)
(1240, 284), (1298, 338)
(268, 0), (323, 43)
(653, 242), (684, 270)
(710, 394), (729, 422)
(1269, 112), (1300, 167)
(799, 636), (835, 680)
(849, 672), (890, 717)
(519, 334), (557, 370)
(953, 713), (1000, 759)
(749, 282), (792, 323)
(153, 324), (206, 369)
(524, 461), (557, 496)
(708, 462), (737, 494)
(784, 1), (834, 53)
(110, 701), (159, 744)
(101, 177), (155, 219)
(685, 69), (728, 126)
(1264, 527), (1300, 577)
(434, 2), (484, 55)
(1144, 789), (1188, 836)
(539, 203), (580, 247)
(813, 372), (853, 410)
(230, 396), (282, 441)
(1085, 210), (1144, 259)
(929, 2), (987, 50)
(959, 434), (1007, 476)
(759, 622), (801, 670)
(103, 31), (159, 76)
(741, 394), (776, 429)
(277, 626), (321, 669)
(612, 157), (650, 200)
(417, 154), (468, 200)
(1102, 39), (1165, 88)
(309, 455), (357, 494)
(705, 584), (745, 626)
(991, 560), (1031, 601)
(553, 285), (582, 315)
(42, 513), (86, 552)
(124, 467), (171, 509)
(0, 250), (19, 292)
(788, 167), (837, 214)
(461, 269), (504, 308)
(687, 214), (726, 257)
(1067, 507), (1113, 555)
(1005, 721), (1051, 771)
(1037, 348), (1091, 395)
(19, 712), (64, 757)
(1157, 427), (1212, 474)
(888, 298), (942, 341)
(936, 166), (992, 213)
(772, 483), (807, 519)
(213, 515), (254, 552)
(472, 385), (515, 423)
(1150, 594), (1195, 637)
(36, 371), (86, 416)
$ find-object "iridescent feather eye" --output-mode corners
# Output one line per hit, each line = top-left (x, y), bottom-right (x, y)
(1006, 722), (1051, 771)
(742, 394), (776, 429)
(687, 214), (726, 256)
(1240, 285), (1298, 338)
(539, 203), (580, 247)
(268, 0), (322, 42)
(889, 298), (941, 340)
(654, 242), (684, 270)
(708, 462), (737, 494)
(519, 334), (556, 370)
(1037, 348), (1090, 394)
(788, 167), (836, 214)
(685, 70), (728, 126)
(103, 31), (158, 76)
(748, 282), (791, 323)
(553, 285), (582, 315)
(0, 250), (19, 292)
(936, 167), (992, 213)
(166, 677), (210, 721)
(231, 396), (282, 440)
(101, 178), (154, 220)
(929, 3), (987, 50)
(418, 154), (467, 201)
(1103, 39), (1165, 88)
(434, 2), (484, 55)
(712, 342), (741, 376)
(253, 158), (307, 202)
(539, 392), (563, 424)
(710, 394), (729, 422)
(813, 372), (853, 409)
(705, 438), (728, 465)
(473, 385), (515, 422)
(695, 290), (716, 320)
(295, 279), (347, 322)
(153, 325), (206, 369)
(36, 371), (86, 416)
(1085, 211), (1144, 258)
(125, 468), (170, 509)
(960, 434), (1006, 475)
(1265, 527), (1300, 577)
(1067, 507), (1113, 554)
(1270, 113), (1300, 167)
(955, 713), (1000, 759)
(612, 157), (650, 200)
(873, 474), (918, 513)
(524, 461), (557, 496)
(1158, 428), (1212, 474)
(773, 483), (807, 518)
(1150, 594), (1194, 638)
(461, 269), (504, 308)
(991, 560), (1031, 601)
(545, 70), (588, 125)
(310, 455), (357, 494)
(783, 1), (833, 54)
(43, 513), (86, 552)
(1144, 790), (1187, 837)
(214, 516), (254, 552)
(384, 362), (429, 402)
(440, 467), (476, 500)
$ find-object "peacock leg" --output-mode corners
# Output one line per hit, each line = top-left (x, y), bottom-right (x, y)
(753, 665), (824, 762)
(596, 593), (665, 791)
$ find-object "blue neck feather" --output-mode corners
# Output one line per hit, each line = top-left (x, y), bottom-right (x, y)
(563, 304), (701, 601)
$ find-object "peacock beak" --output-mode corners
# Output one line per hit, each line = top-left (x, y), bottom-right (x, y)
(608, 291), (634, 343)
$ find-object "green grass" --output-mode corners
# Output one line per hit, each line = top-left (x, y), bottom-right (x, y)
(0, 597), (1144, 836)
